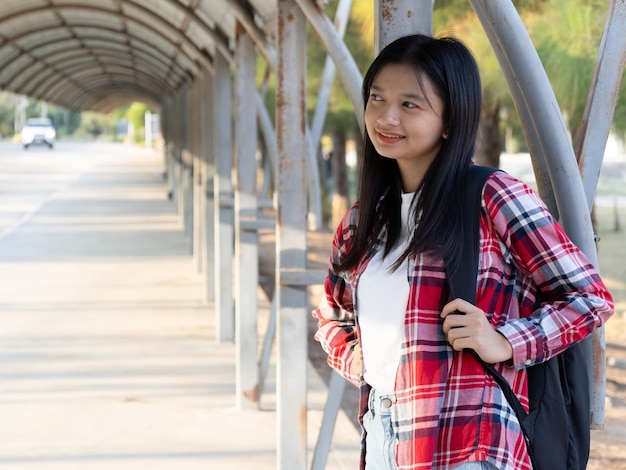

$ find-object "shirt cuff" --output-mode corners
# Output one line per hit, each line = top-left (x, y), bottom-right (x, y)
(496, 321), (546, 370)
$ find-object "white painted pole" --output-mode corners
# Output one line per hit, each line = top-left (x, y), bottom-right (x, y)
(234, 30), (259, 409)
(214, 51), (235, 343)
(276, 1), (308, 467)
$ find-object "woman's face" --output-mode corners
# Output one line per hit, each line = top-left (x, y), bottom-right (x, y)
(364, 62), (448, 191)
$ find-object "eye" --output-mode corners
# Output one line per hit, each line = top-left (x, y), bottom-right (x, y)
(403, 101), (419, 109)
(369, 93), (382, 102)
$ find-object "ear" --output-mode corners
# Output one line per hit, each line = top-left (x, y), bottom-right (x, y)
(442, 128), (449, 139)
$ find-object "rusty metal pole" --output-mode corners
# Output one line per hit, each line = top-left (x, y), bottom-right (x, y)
(203, 70), (216, 302)
(276, 0), (308, 467)
(214, 50), (235, 343)
(374, 0), (432, 54)
(234, 28), (259, 409)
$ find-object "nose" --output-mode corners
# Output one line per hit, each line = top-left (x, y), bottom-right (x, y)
(376, 104), (400, 127)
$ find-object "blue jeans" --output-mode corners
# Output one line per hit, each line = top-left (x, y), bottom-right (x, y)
(364, 389), (398, 470)
(364, 390), (499, 470)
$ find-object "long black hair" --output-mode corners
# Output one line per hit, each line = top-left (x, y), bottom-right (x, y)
(336, 34), (482, 273)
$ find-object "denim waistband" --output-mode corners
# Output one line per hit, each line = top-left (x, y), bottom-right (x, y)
(368, 388), (395, 413)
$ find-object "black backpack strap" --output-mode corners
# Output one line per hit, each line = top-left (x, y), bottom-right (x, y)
(445, 165), (529, 425)
(447, 165), (497, 303)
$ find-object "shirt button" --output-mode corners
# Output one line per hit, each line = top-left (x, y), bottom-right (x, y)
(381, 398), (393, 408)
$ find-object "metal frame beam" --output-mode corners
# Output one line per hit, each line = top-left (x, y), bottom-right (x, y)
(374, 0), (432, 53)
(276, 0), (308, 467)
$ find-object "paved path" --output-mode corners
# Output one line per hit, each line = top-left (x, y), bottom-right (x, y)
(0, 141), (359, 469)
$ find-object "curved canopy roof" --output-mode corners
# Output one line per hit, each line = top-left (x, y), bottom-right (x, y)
(0, 0), (275, 112)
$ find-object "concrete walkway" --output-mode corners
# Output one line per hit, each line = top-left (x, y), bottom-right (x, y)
(0, 142), (359, 469)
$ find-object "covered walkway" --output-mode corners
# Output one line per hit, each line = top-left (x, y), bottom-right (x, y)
(1, 1), (625, 468)
(0, 141), (359, 469)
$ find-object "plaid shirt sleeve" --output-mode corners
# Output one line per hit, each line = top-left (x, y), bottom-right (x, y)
(312, 204), (362, 387)
(484, 173), (614, 369)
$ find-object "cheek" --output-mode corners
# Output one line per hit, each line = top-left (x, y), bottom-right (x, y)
(364, 113), (375, 134)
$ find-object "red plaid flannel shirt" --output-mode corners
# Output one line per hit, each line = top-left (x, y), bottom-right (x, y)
(313, 172), (614, 469)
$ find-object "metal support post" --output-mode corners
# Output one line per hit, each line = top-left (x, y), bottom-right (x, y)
(174, 94), (184, 217)
(374, 0), (432, 53)
(144, 110), (153, 148)
(576, 0), (626, 212)
(214, 51), (235, 342)
(234, 29), (259, 409)
(469, 0), (604, 427)
(203, 71), (216, 302)
(276, 1), (308, 468)
(182, 87), (194, 255)
(311, 371), (348, 470)
(256, 92), (277, 200)
(574, 0), (626, 429)
(193, 78), (205, 274)
(162, 99), (175, 202)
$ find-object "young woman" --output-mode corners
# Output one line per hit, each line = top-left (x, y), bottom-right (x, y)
(312, 34), (614, 470)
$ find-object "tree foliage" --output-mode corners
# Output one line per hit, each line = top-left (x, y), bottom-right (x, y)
(306, 0), (372, 133)
(437, 1), (625, 152)
(0, 92), (16, 138)
(127, 102), (149, 143)
(525, 0), (608, 139)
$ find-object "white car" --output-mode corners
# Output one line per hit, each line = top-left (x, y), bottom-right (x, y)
(21, 118), (56, 149)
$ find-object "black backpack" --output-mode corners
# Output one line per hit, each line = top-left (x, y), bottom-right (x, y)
(445, 165), (591, 470)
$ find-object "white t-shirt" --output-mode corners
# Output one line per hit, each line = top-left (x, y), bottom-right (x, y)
(357, 192), (414, 394)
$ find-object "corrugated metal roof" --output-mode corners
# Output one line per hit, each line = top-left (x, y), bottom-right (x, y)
(0, 0), (275, 111)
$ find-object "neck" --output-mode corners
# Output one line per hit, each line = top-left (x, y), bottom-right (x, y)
(398, 162), (429, 193)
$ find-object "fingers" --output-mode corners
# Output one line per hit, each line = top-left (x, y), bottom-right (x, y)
(440, 298), (483, 335)
(442, 312), (483, 338)
(440, 300), (514, 363)
(440, 298), (477, 319)
(441, 299), (487, 350)
(444, 317), (487, 355)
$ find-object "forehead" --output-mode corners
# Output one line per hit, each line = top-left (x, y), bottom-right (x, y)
(372, 62), (435, 94)
(373, 62), (418, 84)
(371, 62), (441, 104)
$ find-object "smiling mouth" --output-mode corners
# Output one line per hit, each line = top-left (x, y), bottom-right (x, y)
(377, 131), (405, 142)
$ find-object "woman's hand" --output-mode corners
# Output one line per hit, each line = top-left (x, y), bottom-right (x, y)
(441, 298), (513, 364)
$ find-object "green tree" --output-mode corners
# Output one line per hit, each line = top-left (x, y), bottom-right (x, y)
(437, 1), (620, 168)
(76, 111), (118, 139)
(126, 102), (149, 143)
(437, 9), (509, 167)
(0, 92), (16, 138)
(526, 0), (622, 144)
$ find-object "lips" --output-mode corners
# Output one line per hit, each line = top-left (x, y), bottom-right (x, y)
(376, 130), (405, 144)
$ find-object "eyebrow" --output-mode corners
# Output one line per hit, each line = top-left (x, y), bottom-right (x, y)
(370, 84), (426, 102)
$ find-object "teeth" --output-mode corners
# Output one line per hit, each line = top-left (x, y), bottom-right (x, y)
(380, 132), (402, 139)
